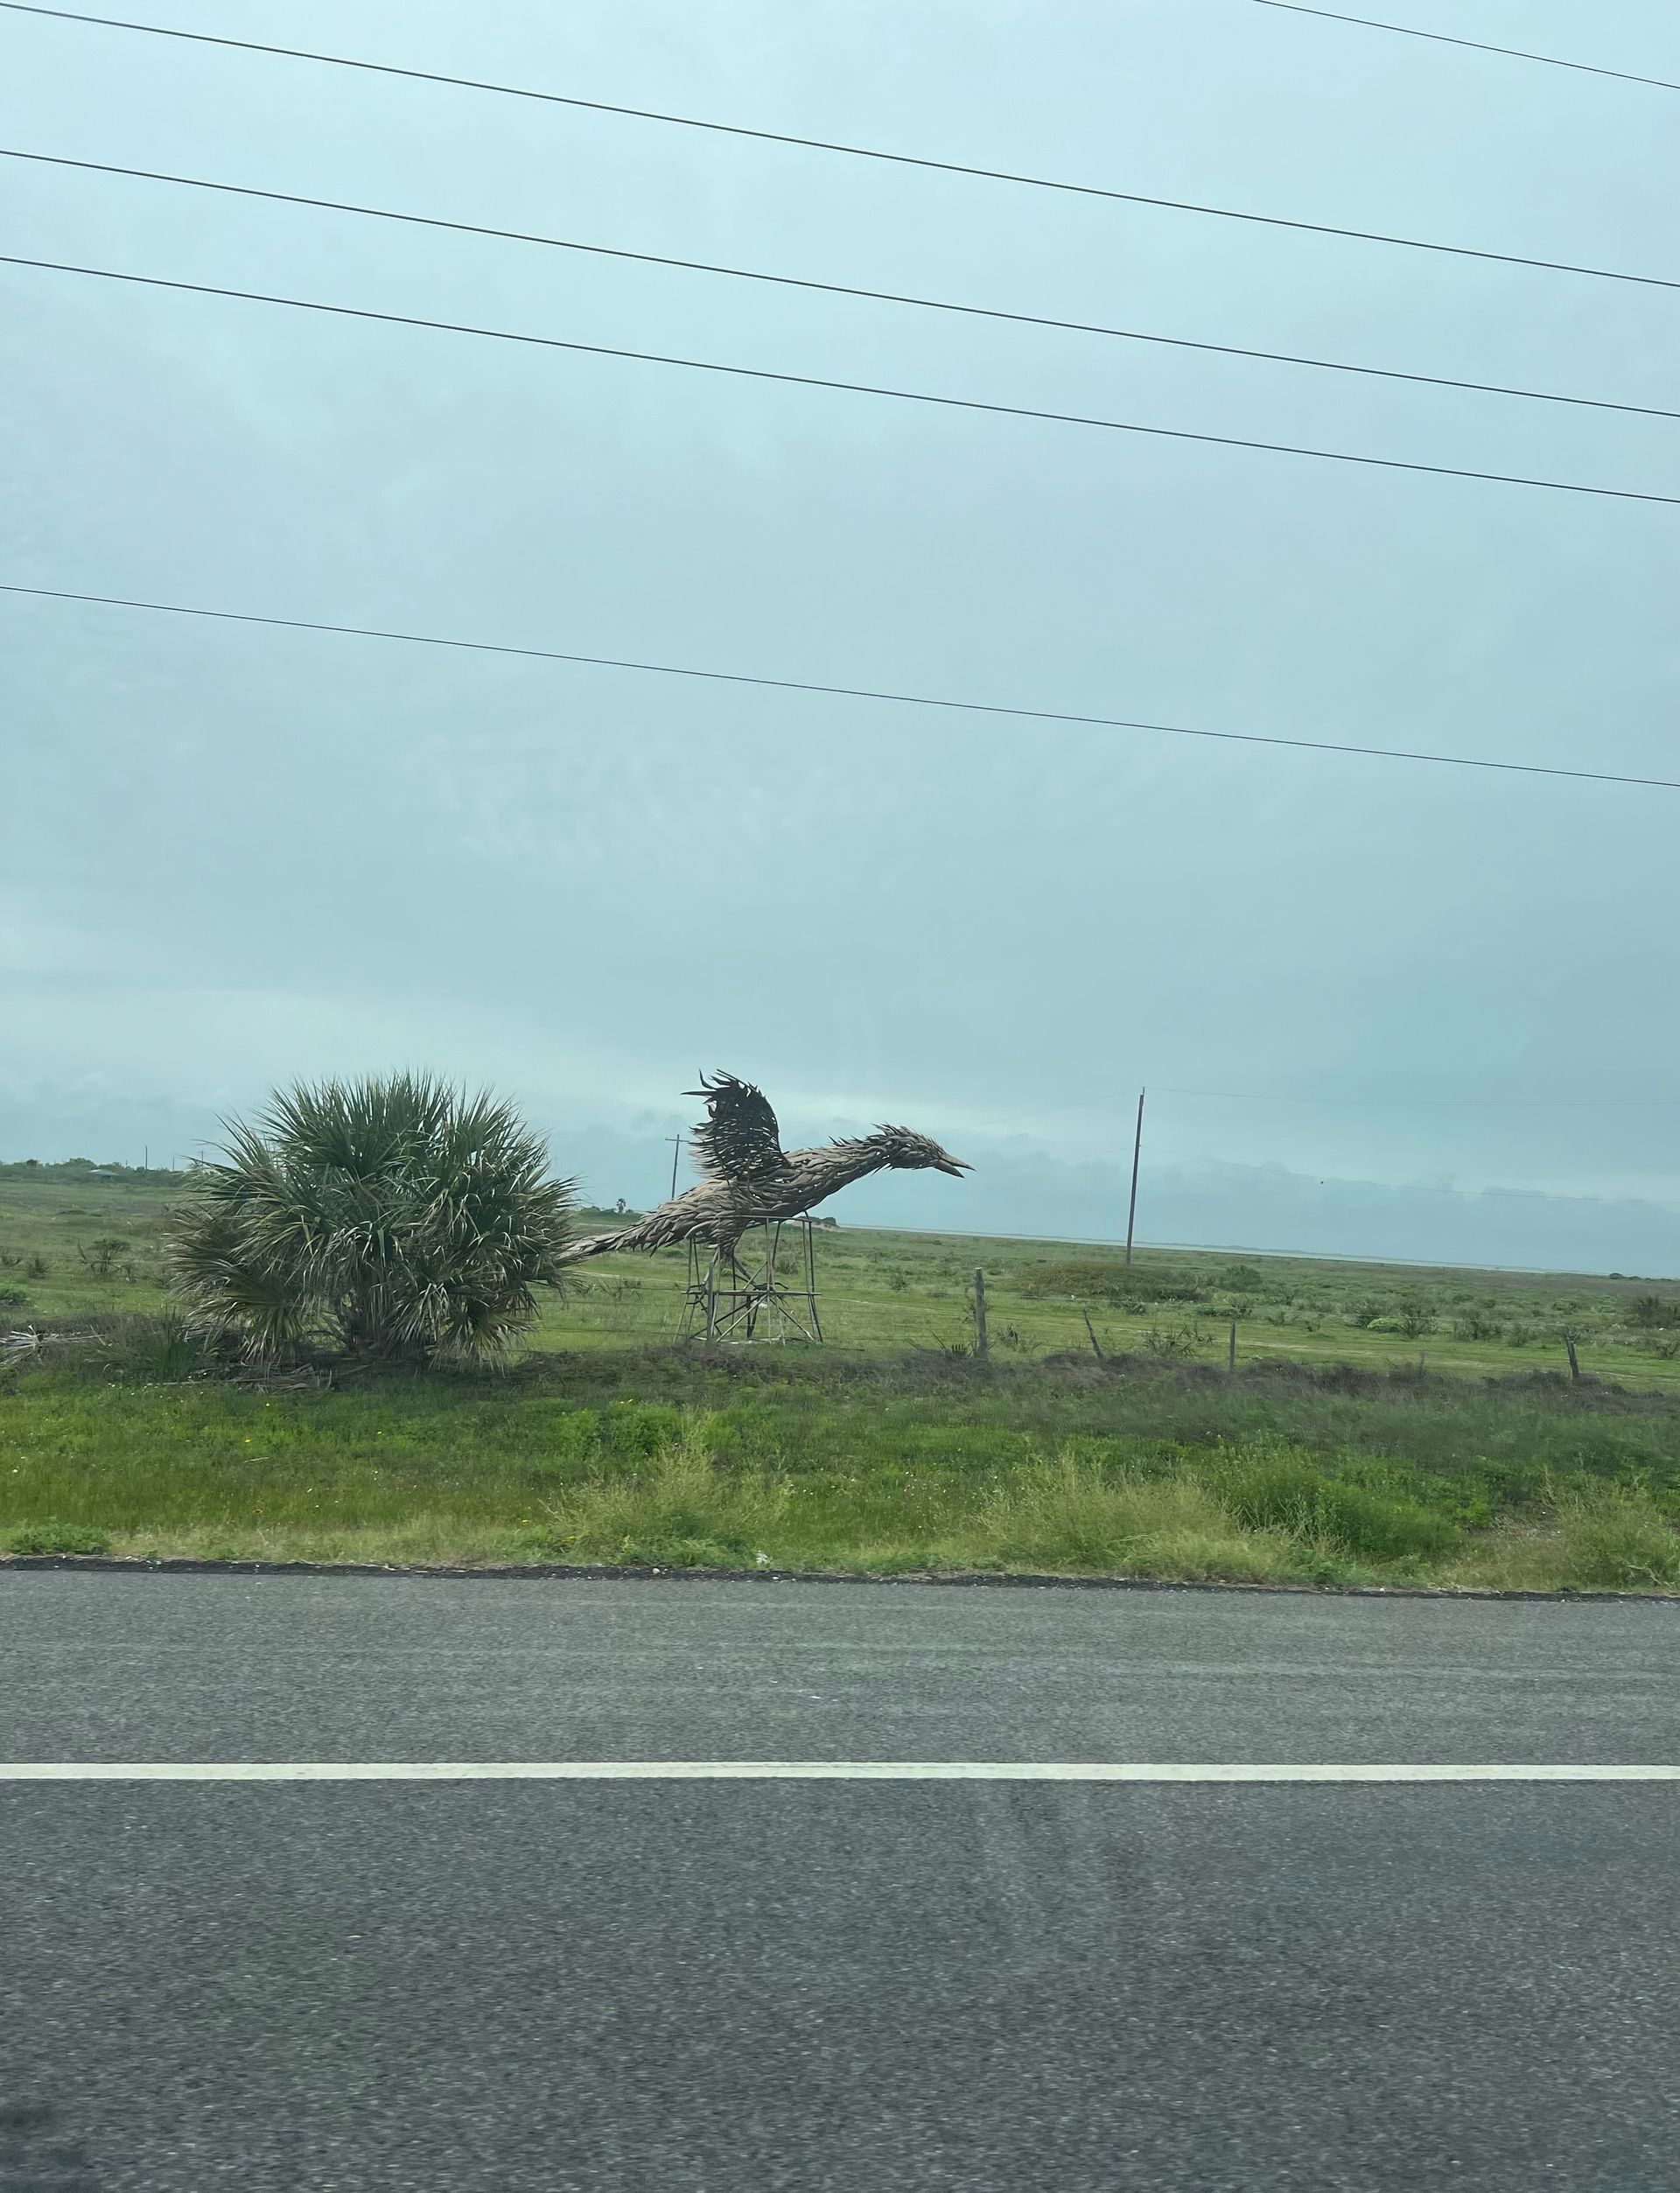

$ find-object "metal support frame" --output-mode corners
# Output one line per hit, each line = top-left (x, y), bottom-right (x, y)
(678, 1216), (823, 1344)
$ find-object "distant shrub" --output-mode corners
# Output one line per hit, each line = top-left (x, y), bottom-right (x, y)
(94, 1313), (220, 1384)
(1395, 1293), (1436, 1340)
(1141, 1321), (1201, 1361)
(1366, 1315), (1407, 1335)
(1017, 1260), (1202, 1305)
(1347, 1300), (1385, 1328)
(23, 1254), (48, 1280)
(6, 1314), (224, 1387)
(1626, 1295), (1680, 1330)
(1015, 1261), (1116, 1299)
(0, 1285), (30, 1310)
(1121, 1271), (1205, 1304)
(1222, 1264), (1264, 1291)
(78, 1235), (132, 1279)
(1452, 1310), (1503, 1341)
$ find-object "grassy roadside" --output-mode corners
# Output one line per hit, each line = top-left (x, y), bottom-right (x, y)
(9, 1164), (1680, 1595)
(6, 1337), (1680, 1594)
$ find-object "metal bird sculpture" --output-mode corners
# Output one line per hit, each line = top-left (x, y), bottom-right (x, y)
(561, 1072), (970, 1262)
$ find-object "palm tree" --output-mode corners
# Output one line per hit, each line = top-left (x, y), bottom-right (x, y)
(166, 1074), (575, 1365)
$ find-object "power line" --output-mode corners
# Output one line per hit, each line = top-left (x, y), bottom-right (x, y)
(1249, 3), (1680, 95)
(8, 254), (1677, 510)
(4, 3), (1678, 295)
(4, 579), (1676, 794)
(10, 147), (1676, 427)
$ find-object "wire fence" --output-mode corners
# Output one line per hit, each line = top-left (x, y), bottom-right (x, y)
(537, 1265), (1680, 1386)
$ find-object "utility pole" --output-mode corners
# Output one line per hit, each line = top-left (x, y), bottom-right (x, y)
(1124, 1088), (1145, 1266)
(667, 1134), (683, 1201)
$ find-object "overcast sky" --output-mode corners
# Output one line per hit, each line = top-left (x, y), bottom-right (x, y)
(4, 0), (1678, 1271)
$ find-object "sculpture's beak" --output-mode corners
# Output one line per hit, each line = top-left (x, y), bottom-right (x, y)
(934, 1154), (970, 1176)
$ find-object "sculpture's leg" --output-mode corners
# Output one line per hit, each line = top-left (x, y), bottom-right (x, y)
(743, 1232), (762, 1339)
(714, 1240), (744, 1340)
(763, 1223), (783, 1342)
(680, 1236), (706, 1341)
(805, 1216), (823, 1343)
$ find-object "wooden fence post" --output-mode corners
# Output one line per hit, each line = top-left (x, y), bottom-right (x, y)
(1082, 1309), (1104, 1360)
(974, 1269), (989, 1360)
(1228, 1319), (1237, 1374)
(1564, 1331), (1581, 1380)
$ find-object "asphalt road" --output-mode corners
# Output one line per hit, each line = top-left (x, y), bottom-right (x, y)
(4, 1572), (1680, 2190)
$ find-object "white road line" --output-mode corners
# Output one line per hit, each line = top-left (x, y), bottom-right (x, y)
(2, 1762), (1679, 1783)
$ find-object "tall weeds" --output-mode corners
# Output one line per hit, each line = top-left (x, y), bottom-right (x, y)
(531, 1416), (791, 1567)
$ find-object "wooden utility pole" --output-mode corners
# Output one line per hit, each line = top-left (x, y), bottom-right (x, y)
(973, 1269), (989, 1359)
(667, 1134), (683, 1201)
(1124, 1089), (1145, 1266)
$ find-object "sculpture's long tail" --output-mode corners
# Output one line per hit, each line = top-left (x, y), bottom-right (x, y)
(557, 1230), (631, 1265)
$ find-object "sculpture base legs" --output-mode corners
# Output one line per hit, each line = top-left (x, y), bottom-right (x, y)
(677, 1217), (823, 1344)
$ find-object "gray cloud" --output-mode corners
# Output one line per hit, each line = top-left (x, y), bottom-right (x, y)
(4, 0), (1677, 1272)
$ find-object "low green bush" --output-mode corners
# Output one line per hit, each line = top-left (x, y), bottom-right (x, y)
(1452, 1311), (1504, 1342)
(1208, 1442), (1460, 1564)
(604, 1400), (684, 1456)
(1554, 1486), (1680, 1589)
(4, 1517), (113, 1557)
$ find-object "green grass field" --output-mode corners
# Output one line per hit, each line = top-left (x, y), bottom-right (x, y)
(8, 1158), (1678, 1384)
(5, 1160), (1680, 1592)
